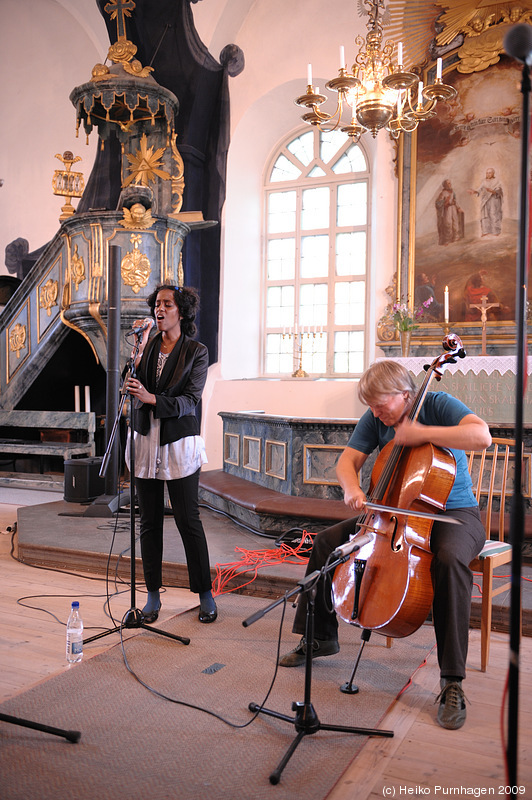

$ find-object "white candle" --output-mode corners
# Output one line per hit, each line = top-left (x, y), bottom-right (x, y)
(444, 286), (449, 323)
(417, 81), (423, 106)
(85, 385), (91, 413)
(397, 42), (403, 67)
(340, 45), (345, 70)
(74, 385), (80, 412)
(436, 57), (442, 80)
(307, 63), (313, 87)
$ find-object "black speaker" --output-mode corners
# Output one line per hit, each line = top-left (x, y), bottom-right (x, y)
(64, 457), (105, 502)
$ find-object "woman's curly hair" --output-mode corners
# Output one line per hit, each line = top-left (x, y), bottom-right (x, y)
(146, 285), (199, 337)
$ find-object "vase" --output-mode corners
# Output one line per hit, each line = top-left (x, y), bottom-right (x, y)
(399, 330), (411, 358)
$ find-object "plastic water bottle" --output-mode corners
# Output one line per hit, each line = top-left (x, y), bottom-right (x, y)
(66, 601), (83, 663)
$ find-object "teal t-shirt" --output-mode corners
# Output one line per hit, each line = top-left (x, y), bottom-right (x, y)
(346, 391), (477, 509)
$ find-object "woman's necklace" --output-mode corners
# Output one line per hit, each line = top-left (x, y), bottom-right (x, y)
(160, 337), (177, 353)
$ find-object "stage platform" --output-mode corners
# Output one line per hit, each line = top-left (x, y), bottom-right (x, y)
(4, 471), (530, 638)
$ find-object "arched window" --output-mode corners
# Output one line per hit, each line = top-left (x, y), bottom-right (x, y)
(263, 128), (369, 377)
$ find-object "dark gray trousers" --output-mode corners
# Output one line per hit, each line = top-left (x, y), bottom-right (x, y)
(291, 507), (485, 679)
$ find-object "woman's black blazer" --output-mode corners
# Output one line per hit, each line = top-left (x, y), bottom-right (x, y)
(132, 333), (209, 446)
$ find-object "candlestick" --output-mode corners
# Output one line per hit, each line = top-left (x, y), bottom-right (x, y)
(74, 385), (80, 412)
(417, 81), (423, 106)
(339, 46), (345, 70)
(84, 385), (91, 413)
(307, 63), (313, 87)
(397, 42), (403, 68)
(444, 286), (449, 323)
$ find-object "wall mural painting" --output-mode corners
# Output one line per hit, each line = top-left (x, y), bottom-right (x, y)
(412, 56), (523, 326)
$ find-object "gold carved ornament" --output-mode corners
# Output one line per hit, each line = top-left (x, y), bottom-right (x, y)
(40, 279), (59, 317)
(59, 235), (100, 363)
(52, 151), (85, 220)
(434, 1), (532, 73)
(9, 323), (27, 359)
(71, 244), (86, 290)
(123, 133), (171, 188)
(119, 203), (155, 230)
(95, 0), (153, 79)
(121, 234), (151, 294)
(170, 133), (185, 213)
(377, 275), (398, 343)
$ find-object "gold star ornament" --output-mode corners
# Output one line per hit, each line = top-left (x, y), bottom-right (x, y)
(123, 133), (171, 188)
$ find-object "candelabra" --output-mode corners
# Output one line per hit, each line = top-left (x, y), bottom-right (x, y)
(283, 327), (323, 377)
(295, 0), (457, 141)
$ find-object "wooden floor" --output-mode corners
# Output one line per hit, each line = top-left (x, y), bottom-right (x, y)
(1, 502), (531, 797)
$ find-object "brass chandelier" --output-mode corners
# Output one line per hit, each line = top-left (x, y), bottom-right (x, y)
(295, 0), (456, 141)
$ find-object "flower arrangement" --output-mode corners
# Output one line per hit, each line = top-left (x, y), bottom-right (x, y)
(392, 297), (433, 332)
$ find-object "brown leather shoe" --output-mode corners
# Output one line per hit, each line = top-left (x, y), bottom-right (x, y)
(279, 636), (339, 667)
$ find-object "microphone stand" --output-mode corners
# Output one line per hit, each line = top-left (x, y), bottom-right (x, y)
(506, 54), (529, 788)
(244, 557), (393, 785)
(84, 332), (190, 647)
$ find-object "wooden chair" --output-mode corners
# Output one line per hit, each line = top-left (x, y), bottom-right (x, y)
(468, 437), (517, 672)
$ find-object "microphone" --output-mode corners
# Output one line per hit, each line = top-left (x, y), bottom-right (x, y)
(331, 532), (372, 560)
(504, 24), (532, 65)
(130, 318), (154, 335)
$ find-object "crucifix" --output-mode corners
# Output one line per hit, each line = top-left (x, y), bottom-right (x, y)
(104, 0), (136, 41)
(468, 294), (500, 355)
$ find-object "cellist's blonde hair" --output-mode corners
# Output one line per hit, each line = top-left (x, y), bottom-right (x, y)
(358, 360), (416, 406)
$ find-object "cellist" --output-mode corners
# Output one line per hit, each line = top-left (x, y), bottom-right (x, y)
(279, 360), (492, 730)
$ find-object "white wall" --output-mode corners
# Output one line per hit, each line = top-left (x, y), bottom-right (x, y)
(0, 0), (107, 266)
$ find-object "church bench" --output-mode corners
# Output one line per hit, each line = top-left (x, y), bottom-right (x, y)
(0, 410), (96, 471)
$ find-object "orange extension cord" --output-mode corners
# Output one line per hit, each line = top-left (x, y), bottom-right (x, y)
(212, 531), (316, 596)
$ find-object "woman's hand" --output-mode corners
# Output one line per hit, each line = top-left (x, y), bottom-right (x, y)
(130, 320), (152, 360)
(126, 377), (156, 405)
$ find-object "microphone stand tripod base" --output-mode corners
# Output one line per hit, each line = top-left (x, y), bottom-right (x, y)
(123, 608), (144, 627)
(247, 573), (393, 785)
(340, 681), (360, 694)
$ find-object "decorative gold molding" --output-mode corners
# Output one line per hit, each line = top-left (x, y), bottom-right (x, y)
(123, 133), (171, 188)
(436, 1), (532, 73)
(170, 133), (185, 214)
(119, 203), (155, 230)
(265, 440), (287, 480)
(177, 252), (184, 288)
(52, 151), (84, 220)
(121, 233), (151, 293)
(60, 233), (100, 362)
(377, 275), (398, 343)
(39, 279), (59, 317)
(303, 444), (343, 486)
(243, 436), (262, 473)
(223, 433), (240, 466)
(71, 244), (86, 291)
(9, 323), (26, 359)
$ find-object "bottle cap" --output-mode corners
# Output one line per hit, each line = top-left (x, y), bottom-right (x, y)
(72, 601), (79, 608)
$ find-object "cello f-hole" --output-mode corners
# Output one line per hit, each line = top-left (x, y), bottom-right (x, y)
(389, 516), (402, 552)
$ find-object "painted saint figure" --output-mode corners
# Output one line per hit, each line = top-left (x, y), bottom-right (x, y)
(468, 168), (503, 237)
(435, 179), (464, 245)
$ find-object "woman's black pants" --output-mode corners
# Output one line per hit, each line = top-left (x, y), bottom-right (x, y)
(135, 469), (212, 595)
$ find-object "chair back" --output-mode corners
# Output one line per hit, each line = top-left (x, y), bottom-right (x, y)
(467, 438), (515, 542)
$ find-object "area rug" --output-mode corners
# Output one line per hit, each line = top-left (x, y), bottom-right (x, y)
(0, 593), (435, 800)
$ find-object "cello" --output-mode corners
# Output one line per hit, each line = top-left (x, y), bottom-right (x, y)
(331, 334), (466, 639)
